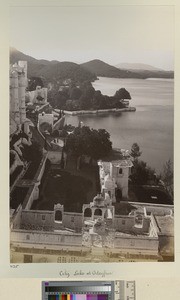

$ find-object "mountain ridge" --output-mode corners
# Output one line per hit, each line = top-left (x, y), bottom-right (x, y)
(115, 62), (164, 71)
(10, 48), (174, 80)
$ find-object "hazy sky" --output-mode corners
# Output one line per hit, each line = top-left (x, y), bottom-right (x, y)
(10, 5), (174, 70)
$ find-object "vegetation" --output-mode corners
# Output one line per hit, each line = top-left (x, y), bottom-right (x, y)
(130, 142), (142, 160)
(28, 76), (44, 91)
(48, 81), (131, 111)
(130, 143), (173, 203)
(81, 59), (145, 79)
(10, 48), (174, 81)
(65, 126), (112, 160)
(160, 159), (173, 199)
(114, 88), (131, 101)
(129, 143), (156, 185)
(130, 159), (155, 185)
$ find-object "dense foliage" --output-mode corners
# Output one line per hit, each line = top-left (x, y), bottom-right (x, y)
(28, 76), (45, 91)
(65, 126), (112, 159)
(48, 81), (131, 111)
(160, 159), (173, 199)
(130, 142), (142, 160)
(130, 159), (155, 185)
(129, 143), (155, 185)
(81, 59), (144, 79)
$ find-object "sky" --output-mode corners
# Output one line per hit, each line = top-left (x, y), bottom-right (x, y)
(10, 5), (174, 70)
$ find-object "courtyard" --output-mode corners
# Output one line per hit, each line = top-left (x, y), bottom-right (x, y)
(31, 160), (99, 212)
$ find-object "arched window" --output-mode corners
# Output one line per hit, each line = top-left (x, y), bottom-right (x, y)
(84, 208), (92, 217)
(134, 214), (143, 228)
(94, 208), (102, 216)
(119, 168), (123, 175)
(55, 210), (62, 222)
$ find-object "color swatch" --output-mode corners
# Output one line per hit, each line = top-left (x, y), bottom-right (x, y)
(48, 294), (109, 300)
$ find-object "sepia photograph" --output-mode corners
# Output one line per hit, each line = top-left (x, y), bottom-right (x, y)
(9, 4), (174, 263)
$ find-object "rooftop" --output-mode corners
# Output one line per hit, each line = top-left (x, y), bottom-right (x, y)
(99, 148), (133, 168)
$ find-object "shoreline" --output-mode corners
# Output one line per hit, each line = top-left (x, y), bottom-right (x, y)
(64, 107), (136, 116)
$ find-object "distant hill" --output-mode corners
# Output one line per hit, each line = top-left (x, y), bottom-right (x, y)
(10, 48), (174, 81)
(131, 69), (174, 79)
(10, 48), (97, 83)
(81, 59), (144, 79)
(115, 62), (174, 79)
(115, 62), (163, 71)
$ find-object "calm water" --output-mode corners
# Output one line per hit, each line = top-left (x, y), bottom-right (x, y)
(66, 77), (174, 173)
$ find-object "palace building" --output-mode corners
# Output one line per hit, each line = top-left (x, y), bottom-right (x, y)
(9, 62), (174, 263)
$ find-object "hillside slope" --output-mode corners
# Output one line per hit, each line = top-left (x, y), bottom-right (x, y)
(81, 59), (144, 79)
(10, 48), (97, 83)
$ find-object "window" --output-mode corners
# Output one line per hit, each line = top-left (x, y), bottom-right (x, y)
(84, 208), (92, 217)
(94, 208), (102, 216)
(57, 257), (61, 263)
(42, 215), (45, 220)
(119, 168), (123, 175)
(26, 234), (30, 240)
(62, 257), (66, 263)
(71, 257), (76, 263)
(122, 219), (126, 225)
(71, 216), (74, 222)
(55, 210), (62, 222)
(134, 214), (143, 228)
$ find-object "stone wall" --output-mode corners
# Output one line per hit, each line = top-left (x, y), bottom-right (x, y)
(128, 202), (173, 216)
(114, 235), (159, 253)
(21, 210), (54, 228)
(114, 215), (150, 234)
(63, 212), (83, 231)
(11, 229), (82, 246)
(20, 210), (83, 231)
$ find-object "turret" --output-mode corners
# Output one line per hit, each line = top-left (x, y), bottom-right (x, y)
(10, 70), (20, 125)
(18, 71), (26, 123)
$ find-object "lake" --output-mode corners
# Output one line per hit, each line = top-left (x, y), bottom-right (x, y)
(65, 77), (174, 173)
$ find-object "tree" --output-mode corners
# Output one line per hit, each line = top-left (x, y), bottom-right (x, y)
(114, 88), (131, 100)
(130, 159), (155, 185)
(28, 77), (44, 91)
(65, 126), (112, 160)
(160, 159), (173, 199)
(69, 86), (82, 100)
(130, 143), (142, 160)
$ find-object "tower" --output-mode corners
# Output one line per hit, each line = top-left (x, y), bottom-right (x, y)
(10, 61), (27, 130)
(18, 70), (26, 124)
(110, 160), (132, 199)
(10, 70), (20, 125)
(101, 173), (116, 203)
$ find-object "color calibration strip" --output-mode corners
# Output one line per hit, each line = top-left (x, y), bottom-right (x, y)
(48, 294), (109, 300)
